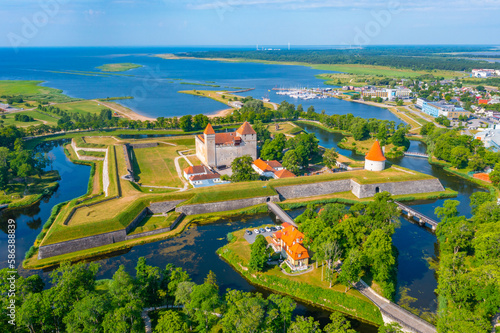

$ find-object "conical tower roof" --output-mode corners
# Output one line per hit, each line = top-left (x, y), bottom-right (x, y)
(236, 121), (256, 135)
(365, 141), (386, 162)
(204, 123), (215, 135)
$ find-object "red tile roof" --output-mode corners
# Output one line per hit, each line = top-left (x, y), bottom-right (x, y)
(204, 123), (215, 135)
(197, 135), (205, 143)
(189, 173), (220, 181)
(215, 132), (237, 145)
(184, 165), (209, 175)
(253, 158), (275, 172)
(274, 169), (296, 179)
(267, 160), (283, 169)
(236, 121), (256, 135)
(287, 243), (310, 260)
(365, 141), (386, 162)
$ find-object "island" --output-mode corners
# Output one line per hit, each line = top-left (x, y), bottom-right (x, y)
(96, 63), (143, 72)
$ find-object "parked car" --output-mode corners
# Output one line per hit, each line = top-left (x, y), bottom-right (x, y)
(259, 228), (266, 233)
(276, 225), (283, 230)
(245, 230), (252, 236)
(270, 226), (277, 232)
(265, 226), (271, 232)
(254, 229), (260, 234)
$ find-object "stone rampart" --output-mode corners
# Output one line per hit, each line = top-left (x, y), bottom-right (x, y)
(125, 213), (185, 240)
(130, 142), (158, 149)
(149, 200), (185, 214)
(352, 179), (445, 199)
(275, 179), (352, 199)
(175, 195), (280, 215)
(38, 229), (126, 259)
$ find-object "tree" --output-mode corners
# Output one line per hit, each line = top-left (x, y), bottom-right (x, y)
(450, 146), (470, 169)
(0, 147), (10, 190)
(266, 294), (296, 333)
(288, 316), (322, 333)
(323, 312), (356, 333)
(378, 322), (404, 333)
(323, 148), (339, 169)
(186, 283), (220, 332)
(179, 115), (193, 132)
(470, 192), (494, 215)
(338, 249), (363, 292)
(489, 163), (500, 187)
(222, 290), (267, 333)
(468, 154), (485, 171)
(249, 235), (268, 271)
(260, 133), (286, 161)
(63, 293), (111, 333)
(282, 150), (300, 175)
(231, 155), (259, 182)
(155, 310), (188, 333)
(350, 121), (369, 140)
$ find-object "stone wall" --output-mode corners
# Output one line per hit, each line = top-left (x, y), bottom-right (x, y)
(352, 179), (445, 199)
(125, 213), (185, 240)
(275, 179), (352, 200)
(175, 195), (280, 215)
(130, 142), (158, 149)
(38, 229), (126, 259)
(122, 144), (134, 180)
(149, 200), (185, 214)
(124, 208), (149, 234)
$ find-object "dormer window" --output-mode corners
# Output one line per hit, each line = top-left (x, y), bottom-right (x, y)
(298, 253), (302, 258)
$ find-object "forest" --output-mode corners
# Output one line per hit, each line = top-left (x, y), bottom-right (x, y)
(182, 46), (500, 72)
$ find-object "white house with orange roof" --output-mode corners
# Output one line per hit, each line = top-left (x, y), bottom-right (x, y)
(364, 141), (386, 171)
(183, 165), (229, 187)
(271, 222), (309, 270)
(252, 158), (296, 179)
(195, 122), (257, 168)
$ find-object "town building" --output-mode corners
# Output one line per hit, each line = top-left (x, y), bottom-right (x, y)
(420, 100), (468, 118)
(474, 125), (500, 151)
(271, 222), (309, 270)
(472, 69), (498, 78)
(196, 122), (257, 168)
(183, 165), (229, 187)
(252, 159), (296, 179)
(365, 141), (386, 171)
(361, 88), (411, 101)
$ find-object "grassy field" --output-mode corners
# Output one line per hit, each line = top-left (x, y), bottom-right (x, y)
(267, 122), (303, 136)
(128, 212), (181, 235)
(0, 80), (78, 103)
(55, 100), (109, 115)
(310, 64), (463, 79)
(96, 63), (143, 72)
(132, 143), (192, 187)
(338, 137), (406, 156)
(180, 89), (276, 110)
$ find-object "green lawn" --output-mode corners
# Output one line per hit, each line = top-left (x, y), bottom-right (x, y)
(133, 145), (186, 187)
(0, 170), (60, 207)
(0, 110), (60, 127)
(0, 80), (78, 103)
(128, 212), (181, 235)
(55, 100), (109, 115)
(96, 63), (143, 72)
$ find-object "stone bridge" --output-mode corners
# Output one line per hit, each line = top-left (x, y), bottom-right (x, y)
(395, 201), (438, 231)
(403, 152), (429, 158)
(267, 202), (297, 227)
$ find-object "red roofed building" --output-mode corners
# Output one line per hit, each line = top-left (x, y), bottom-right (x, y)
(271, 222), (309, 270)
(183, 164), (228, 187)
(364, 140), (386, 171)
(195, 122), (257, 168)
(252, 158), (296, 179)
(479, 99), (491, 105)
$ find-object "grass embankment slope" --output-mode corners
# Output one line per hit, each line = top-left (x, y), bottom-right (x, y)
(96, 63), (143, 72)
(0, 171), (60, 208)
(218, 229), (383, 326)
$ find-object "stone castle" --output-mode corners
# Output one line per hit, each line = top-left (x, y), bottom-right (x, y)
(196, 122), (257, 168)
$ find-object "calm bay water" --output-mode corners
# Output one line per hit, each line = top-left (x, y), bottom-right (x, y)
(0, 47), (402, 121)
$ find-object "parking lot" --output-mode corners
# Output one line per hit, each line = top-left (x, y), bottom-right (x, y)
(243, 226), (280, 244)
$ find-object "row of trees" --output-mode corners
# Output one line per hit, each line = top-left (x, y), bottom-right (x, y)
(0, 258), (369, 333)
(0, 127), (52, 190)
(422, 124), (500, 170)
(295, 193), (400, 299)
(434, 195), (500, 332)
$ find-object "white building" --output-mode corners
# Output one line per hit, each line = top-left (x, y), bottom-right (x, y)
(364, 141), (386, 172)
(252, 159), (295, 179)
(183, 165), (229, 187)
(475, 126), (500, 151)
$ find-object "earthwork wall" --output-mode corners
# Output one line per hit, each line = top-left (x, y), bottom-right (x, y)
(175, 195), (280, 215)
(275, 179), (352, 200)
(125, 213), (185, 240)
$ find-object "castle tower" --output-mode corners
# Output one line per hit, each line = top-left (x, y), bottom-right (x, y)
(364, 140), (386, 171)
(236, 121), (257, 160)
(203, 123), (216, 167)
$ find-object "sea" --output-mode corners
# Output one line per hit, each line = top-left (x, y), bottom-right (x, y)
(0, 46), (401, 122)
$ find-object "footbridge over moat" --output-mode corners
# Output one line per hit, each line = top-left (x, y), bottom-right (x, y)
(267, 201), (438, 332)
(394, 201), (439, 231)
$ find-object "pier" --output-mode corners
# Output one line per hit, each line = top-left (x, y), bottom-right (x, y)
(394, 201), (438, 231)
(403, 152), (429, 158)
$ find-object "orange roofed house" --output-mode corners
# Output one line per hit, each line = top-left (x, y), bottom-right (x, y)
(195, 122), (257, 168)
(252, 158), (296, 179)
(271, 222), (310, 271)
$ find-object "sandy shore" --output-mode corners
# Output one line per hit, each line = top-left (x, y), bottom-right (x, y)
(95, 100), (156, 122)
(208, 108), (234, 118)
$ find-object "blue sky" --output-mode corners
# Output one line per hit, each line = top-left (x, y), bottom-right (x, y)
(0, 0), (499, 47)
